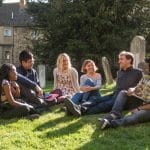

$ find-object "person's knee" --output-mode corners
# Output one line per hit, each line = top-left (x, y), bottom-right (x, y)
(123, 115), (137, 126)
(120, 90), (128, 96)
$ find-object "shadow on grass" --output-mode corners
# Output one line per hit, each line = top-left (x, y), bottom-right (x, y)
(45, 118), (84, 138)
(34, 115), (76, 131)
(0, 118), (20, 125)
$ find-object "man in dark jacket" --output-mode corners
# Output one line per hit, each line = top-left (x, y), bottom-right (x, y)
(17, 50), (47, 109)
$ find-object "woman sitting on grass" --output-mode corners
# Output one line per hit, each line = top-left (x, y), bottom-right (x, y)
(0, 63), (39, 119)
(71, 59), (102, 104)
(52, 53), (80, 101)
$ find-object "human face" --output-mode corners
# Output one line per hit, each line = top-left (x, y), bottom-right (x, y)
(85, 62), (95, 73)
(118, 55), (131, 70)
(9, 66), (17, 81)
(62, 56), (69, 69)
(21, 58), (34, 70)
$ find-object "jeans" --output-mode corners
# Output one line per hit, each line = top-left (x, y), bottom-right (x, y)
(72, 78), (101, 104)
(111, 110), (150, 127)
(84, 93), (118, 115)
(111, 90), (143, 118)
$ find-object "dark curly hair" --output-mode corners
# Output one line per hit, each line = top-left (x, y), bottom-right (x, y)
(0, 63), (15, 95)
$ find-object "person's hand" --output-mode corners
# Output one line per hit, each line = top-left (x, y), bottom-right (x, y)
(24, 103), (34, 109)
(82, 86), (92, 92)
(10, 81), (20, 97)
(127, 88), (135, 96)
(35, 85), (43, 96)
(131, 108), (140, 113)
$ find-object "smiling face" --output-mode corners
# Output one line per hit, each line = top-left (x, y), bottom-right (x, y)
(81, 59), (97, 74)
(9, 66), (17, 81)
(118, 55), (132, 70)
(85, 62), (95, 73)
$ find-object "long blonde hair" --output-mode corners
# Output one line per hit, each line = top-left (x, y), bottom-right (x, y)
(56, 53), (72, 70)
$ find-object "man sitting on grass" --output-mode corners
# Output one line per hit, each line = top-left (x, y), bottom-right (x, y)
(99, 57), (150, 129)
(17, 50), (48, 110)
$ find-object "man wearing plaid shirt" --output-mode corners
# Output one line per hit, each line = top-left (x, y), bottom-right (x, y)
(100, 57), (150, 129)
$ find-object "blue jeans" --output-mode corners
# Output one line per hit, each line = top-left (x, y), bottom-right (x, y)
(85, 94), (117, 114)
(71, 78), (101, 104)
(111, 110), (150, 127)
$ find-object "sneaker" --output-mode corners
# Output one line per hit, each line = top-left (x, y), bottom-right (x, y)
(98, 114), (115, 122)
(26, 114), (40, 121)
(64, 98), (81, 117)
(99, 118), (110, 130)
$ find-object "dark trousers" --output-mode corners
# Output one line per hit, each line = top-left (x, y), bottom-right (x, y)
(0, 104), (36, 119)
(19, 84), (47, 108)
(111, 110), (150, 127)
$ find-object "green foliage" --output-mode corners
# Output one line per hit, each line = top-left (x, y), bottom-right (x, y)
(27, 0), (150, 69)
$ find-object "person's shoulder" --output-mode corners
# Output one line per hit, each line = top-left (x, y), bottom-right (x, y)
(16, 65), (23, 72)
(81, 74), (86, 78)
(31, 68), (37, 73)
(2, 79), (9, 86)
(53, 68), (58, 71)
(70, 67), (78, 73)
(70, 67), (77, 71)
(132, 68), (142, 74)
(96, 73), (101, 77)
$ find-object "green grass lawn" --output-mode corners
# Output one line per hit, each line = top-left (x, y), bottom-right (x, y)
(0, 82), (150, 150)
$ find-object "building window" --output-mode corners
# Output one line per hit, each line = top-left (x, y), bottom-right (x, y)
(4, 28), (12, 37)
(5, 51), (10, 60)
(31, 30), (39, 39)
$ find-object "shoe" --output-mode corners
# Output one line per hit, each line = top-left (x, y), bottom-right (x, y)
(64, 98), (81, 117)
(66, 108), (73, 116)
(99, 118), (110, 130)
(98, 114), (115, 122)
(26, 114), (40, 121)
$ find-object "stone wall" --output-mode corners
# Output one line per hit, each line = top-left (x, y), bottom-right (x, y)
(13, 27), (33, 66)
(0, 26), (33, 66)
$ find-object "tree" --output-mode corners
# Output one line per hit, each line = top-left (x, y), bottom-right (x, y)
(0, 0), (3, 6)
(27, 0), (150, 72)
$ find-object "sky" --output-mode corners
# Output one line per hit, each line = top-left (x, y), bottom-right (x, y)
(3, 0), (20, 3)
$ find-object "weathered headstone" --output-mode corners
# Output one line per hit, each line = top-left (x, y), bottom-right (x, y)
(130, 36), (146, 68)
(102, 57), (113, 84)
(38, 64), (46, 88)
(138, 62), (149, 75)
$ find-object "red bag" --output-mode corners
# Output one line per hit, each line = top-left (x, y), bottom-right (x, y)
(50, 89), (64, 103)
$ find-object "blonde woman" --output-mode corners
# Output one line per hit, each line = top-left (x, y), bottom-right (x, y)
(53, 53), (80, 99)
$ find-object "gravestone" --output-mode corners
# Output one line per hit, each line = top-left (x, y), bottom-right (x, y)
(102, 57), (113, 84)
(130, 36), (146, 68)
(38, 64), (46, 88)
(138, 62), (149, 75)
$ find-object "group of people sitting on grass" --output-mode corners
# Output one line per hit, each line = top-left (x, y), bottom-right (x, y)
(0, 50), (150, 130)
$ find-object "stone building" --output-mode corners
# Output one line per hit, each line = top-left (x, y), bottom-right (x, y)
(0, 0), (34, 66)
